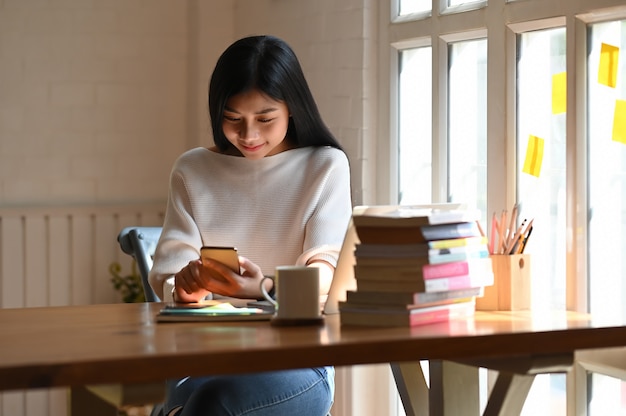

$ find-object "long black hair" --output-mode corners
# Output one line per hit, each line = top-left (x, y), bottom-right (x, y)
(208, 35), (343, 152)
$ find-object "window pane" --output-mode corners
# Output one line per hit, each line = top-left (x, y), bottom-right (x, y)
(587, 18), (626, 414)
(448, 0), (483, 6)
(398, 47), (432, 204)
(589, 373), (626, 415)
(517, 27), (567, 415)
(448, 38), (487, 225)
(517, 27), (567, 311)
(588, 20), (626, 323)
(521, 374), (566, 415)
(399, 0), (431, 16)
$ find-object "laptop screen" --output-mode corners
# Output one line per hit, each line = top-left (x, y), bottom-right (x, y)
(323, 218), (358, 315)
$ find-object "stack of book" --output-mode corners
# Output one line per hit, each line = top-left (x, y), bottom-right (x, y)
(339, 206), (493, 327)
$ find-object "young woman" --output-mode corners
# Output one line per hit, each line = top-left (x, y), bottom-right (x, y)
(149, 35), (352, 416)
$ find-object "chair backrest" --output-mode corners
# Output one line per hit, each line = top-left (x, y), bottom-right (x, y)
(117, 226), (162, 302)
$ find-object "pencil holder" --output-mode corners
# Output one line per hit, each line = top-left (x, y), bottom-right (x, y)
(476, 254), (531, 311)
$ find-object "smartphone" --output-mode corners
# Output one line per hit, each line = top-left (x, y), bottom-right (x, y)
(200, 246), (240, 273)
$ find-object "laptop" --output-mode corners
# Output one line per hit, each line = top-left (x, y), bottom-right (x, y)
(322, 217), (358, 315)
(322, 203), (466, 315)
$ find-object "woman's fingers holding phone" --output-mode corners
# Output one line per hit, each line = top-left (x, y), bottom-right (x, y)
(175, 260), (203, 294)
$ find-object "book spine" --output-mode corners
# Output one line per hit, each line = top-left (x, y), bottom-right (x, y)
(425, 272), (494, 292)
(409, 302), (474, 326)
(422, 261), (470, 279)
(353, 266), (423, 282)
(356, 273), (493, 293)
(428, 244), (489, 256)
(344, 287), (484, 306)
(356, 243), (429, 258)
(427, 236), (488, 249)
(420, 222), (481, 241)
(354, 227), (426, 244)
(427, 249), (489, 265)
(340, 296), (474, 312)
(408, 308), (452, 326)
(354, 258), (429, 267)
(356, 279), (426, 293)
(413, 287), (482, 303)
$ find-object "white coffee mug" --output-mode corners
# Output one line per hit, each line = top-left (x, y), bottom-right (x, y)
(260, 266), (323, 324)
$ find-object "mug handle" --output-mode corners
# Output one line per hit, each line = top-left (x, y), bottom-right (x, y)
(260, 275), (278, 307)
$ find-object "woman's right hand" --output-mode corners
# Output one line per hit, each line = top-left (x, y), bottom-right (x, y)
(173, 256), (269, 302)
(201, 256), (268, 299)
(173, 259), (211, 303)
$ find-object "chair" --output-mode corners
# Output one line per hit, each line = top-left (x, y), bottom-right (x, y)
(117, 226), (163, 303)
(72, 227), (166, 415)
(118, 226), (164, 415)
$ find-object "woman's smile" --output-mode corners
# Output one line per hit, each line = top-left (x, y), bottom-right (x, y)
(222, 89), (291, 159)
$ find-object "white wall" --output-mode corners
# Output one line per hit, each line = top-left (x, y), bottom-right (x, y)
(0, 0), (190, 206)
(0, 0), (376, 207)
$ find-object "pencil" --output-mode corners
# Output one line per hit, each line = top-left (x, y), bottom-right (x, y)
(505, 219), (527, 255)
(518, 219), (534, 253)
(489, 212), (496, 254)
(511, 233), (525, 254)
(495, 216), (504, 255)
(476, 220), (485, 238)
(507, 204), (518, 249)
(499, 210), (507, 254)
(520, 226), (533, 253)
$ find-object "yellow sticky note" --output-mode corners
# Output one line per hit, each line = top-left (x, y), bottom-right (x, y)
(598, 43), (619, 88)
(522, 135), (544, 178)
(552, 72), (566, 114)
(612, 99), (626, 144)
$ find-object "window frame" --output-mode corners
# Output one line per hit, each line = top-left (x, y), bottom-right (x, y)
(378, 2), (626, 411)
(379, 0), (626, 313)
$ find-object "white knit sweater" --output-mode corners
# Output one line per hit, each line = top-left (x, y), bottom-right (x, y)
(149, 146), (352, 300)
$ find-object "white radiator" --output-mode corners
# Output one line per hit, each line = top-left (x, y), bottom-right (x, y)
(0, 203), (165, 416)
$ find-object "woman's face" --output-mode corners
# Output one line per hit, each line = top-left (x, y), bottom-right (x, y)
(222, 89), (291, 159)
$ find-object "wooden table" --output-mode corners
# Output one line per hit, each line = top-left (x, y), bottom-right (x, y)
(0, 303), (625, 415)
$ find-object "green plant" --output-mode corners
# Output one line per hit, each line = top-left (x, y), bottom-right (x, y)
(109, 261), (146, 303)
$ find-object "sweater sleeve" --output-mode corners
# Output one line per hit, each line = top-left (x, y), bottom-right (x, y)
(148, 158), (204, 300)
(297, 149), (352, 267)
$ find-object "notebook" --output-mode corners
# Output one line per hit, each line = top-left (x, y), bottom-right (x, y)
(157, 300), (274, 323)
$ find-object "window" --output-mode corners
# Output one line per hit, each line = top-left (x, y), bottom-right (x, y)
(448, 0), (483, 6)
(382, 0), (626, 414)
(398, 46), (432, 204)
(589, 373), (626, 415)
(516, 27), (567, 311)
(448, 38), (488, 225)
(587, 19), (626, 322)
(397, 0), (431, 16)
(587, 18), (626, 414)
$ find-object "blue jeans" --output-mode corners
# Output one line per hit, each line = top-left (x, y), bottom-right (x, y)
(164, 366), (334, 416)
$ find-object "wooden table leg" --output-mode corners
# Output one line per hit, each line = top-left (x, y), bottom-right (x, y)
(429, 360), (480, 416)
(390, 361), (429, 416)
(68, 386), (118, 416)
(394, 355), (570, 416)
(483, 372), (534, 416)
